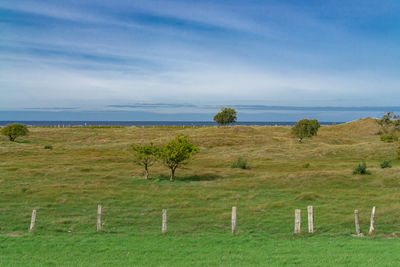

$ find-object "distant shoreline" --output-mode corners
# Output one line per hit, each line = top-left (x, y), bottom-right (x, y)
(0, 121), (344, 127)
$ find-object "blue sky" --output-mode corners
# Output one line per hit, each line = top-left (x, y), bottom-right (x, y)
(1, 0), (400, 121)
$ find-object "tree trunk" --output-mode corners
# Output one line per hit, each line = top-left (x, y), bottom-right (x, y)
(170, 168), (175, 182)
(9, 135), (15, 142)
(144, 164), (149, 180)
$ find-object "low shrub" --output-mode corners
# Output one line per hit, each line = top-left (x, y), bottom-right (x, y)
(380, 133), (398, 143)
(44, 145), (53, 149)
(380, 160), (392, 169)
(353, 161), (371, 175)
(302, 163), (310, 168)
(231, 157), (250, 170)
(397, 147), (400, 159)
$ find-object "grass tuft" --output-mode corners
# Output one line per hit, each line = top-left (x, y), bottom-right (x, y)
(302, 163), (311, 168)
(352, 161), (371, 175)
(380, 160), (392, 169)
(231, 157), (251, 169)
(295, 192), (322, 201)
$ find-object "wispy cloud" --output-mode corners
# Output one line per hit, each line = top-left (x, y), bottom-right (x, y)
(23, 107), (80, 110)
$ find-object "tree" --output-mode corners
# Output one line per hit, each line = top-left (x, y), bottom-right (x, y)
(131, 143), (159, 179)
(213, 107), (237, 126)
(377, 112), (394, 129)
(159, 135), (199, 181)
(377, 112), (400, 134)
(1, 123), (29, 142)
(291, 119), (320, 142)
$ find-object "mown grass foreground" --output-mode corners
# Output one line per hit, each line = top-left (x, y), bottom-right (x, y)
(1, 119), (400, 266)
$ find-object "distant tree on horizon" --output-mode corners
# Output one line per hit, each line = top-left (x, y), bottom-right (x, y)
(292, 119), (320, 142)
(1, 123), (29, 142)
(213, 107), (237, 126)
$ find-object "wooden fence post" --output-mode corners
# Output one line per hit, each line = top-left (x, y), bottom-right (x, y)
(369, 206), (376, 234)
(29, 209), (36, 232)
(162, 209), (167, 233)
(232, 206), (237, 235)
(294, 209), (301, 234)
(354, 210), (360, 235)
(307, 206), (314, 233)
(97, 204), (102, 231)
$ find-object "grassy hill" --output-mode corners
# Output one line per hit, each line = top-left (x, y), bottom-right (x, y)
(1, 118), (400, 265)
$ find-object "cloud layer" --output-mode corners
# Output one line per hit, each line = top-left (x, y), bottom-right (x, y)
(1, 0), (400, 118)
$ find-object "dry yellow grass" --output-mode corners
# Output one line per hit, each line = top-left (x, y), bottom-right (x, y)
(0, 118), (399, 237)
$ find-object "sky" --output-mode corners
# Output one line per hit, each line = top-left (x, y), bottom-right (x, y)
(1, 0), (400, 121)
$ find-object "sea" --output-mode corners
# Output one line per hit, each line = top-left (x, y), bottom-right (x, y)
(0, 121), (343, 127)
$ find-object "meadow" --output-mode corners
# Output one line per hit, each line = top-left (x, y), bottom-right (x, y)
(1, 118), (400, 266)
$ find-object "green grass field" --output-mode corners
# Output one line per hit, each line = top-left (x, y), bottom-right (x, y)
(1, 119), (400, 266)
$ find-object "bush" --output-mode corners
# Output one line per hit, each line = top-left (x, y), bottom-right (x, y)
(353, 161), (371, 175)
(302, 163), (311, 168)
(380, 160), (392, 169)
(44, 145), (53, 149)
(1, 123), (29, 141)
(377, 112), (400, 135)
(380, 133), (398, 143)
(231, 157), (250, 169)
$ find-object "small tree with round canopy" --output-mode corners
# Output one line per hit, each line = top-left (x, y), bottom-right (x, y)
(291, 119), (320, 142)
(131, 143), (160, 179)
(213, 107), (237, 126)
(1, 123), (29, 142)
(159, 135), (199, 181)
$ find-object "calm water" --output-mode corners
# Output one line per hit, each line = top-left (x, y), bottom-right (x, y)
(0, 121), (343, 127)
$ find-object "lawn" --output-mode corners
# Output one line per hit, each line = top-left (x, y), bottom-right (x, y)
(2, 234), (400, 266)
(1, 119), (400, 265)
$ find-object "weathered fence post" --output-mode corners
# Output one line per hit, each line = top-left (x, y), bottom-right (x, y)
(29, 209), (36, 232)
(232, 206), (237, 235)
(369, 206), (376, 234)
(97, 204), (102, 231)
(294, 209), (301, 234)
(307, 206), (314, 233)
(354, 210), (360, 235)
(162, 209), (167, 233)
